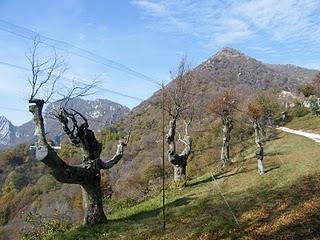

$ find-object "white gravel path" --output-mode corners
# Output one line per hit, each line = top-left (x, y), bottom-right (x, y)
(277, 127), (320, 143)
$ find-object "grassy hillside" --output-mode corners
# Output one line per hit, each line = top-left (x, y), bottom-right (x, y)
(286, 112), (320, 133)
(45, 130), (320, 240)
(1, 48), (319, 239)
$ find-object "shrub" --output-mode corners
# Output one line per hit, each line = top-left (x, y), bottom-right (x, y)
(98, 127), (120, 146)
(2, 171), (30, 193)
(142, 164), (162, 183)
(256, 91), (281, 116)
(35, 175), (57, 193)
(0, 206), (9, 225)
(309, 95), (320, 115)
(22, 212), (72, 240)
(0, 191), (15, 225)
(291, 106), (309, 117)
(58, 143), (81, 162)
(298, 83), (315, 97)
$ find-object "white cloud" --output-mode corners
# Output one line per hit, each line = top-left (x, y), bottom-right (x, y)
(131, 0), (167, 16)
(131, 0), (191, 32)
(232, 0), (320, 42)
(131, 0), (253, 47)
(209, 18), (252, 46)
(132, 0), (320, 51)
(79, 32), (86, 41)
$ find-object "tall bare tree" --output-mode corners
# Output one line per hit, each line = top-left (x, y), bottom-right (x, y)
(164, 58), (194, 186)
(208, 91), (237, 165)
(27, 38), (129, 224)
(247, 102), (265, 175)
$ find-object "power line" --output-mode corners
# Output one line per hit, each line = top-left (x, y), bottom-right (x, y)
(0, 19), (162, 87)
(0, 60), (144, 101)
(0, 61), (28, 71)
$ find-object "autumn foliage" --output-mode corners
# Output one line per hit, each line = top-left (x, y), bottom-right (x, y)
(207, 90), (237, 118)
(247, 102), (262, 120)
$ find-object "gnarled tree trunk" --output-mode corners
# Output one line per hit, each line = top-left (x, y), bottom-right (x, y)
(29, 99), (127, 224)
(221, 116), (233, 165)
(81, 176), (106, 224)
(166, 119), (192, 186)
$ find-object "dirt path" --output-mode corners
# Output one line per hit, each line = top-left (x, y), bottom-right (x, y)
(277, 127), (320, 143)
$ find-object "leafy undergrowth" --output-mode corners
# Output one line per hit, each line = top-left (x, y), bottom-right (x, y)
(49, 131), (320, 240)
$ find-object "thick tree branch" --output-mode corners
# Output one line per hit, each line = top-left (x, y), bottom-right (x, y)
(28, 100), (92, 184)
(99, 124), (132, 169)
(166, 118), (177, 163)
(29, 99), (48, 146)
(36, 146), (95, 184)
(100, 141), (126, 169)
(178, 119), (192, 158)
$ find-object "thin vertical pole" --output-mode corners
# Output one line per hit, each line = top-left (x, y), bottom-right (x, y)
(161, 81), (166, 231)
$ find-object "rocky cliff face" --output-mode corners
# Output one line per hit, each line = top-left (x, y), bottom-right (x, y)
(0, 116), (17, 147)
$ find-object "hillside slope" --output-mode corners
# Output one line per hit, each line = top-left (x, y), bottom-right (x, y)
(105, 47), (318, 200)
(48, 130), (320, 239)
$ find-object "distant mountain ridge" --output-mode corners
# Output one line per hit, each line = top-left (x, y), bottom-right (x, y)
(0, 98), (130, 149)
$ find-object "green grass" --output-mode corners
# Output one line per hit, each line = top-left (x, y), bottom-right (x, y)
(49, 130), (320, 240)
(286, 113), (320, 133)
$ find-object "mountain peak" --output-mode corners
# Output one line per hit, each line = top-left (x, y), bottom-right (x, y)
(0, 115), (9, 122)
(0, 115), (16, 147)
(215, 47), (245, 57)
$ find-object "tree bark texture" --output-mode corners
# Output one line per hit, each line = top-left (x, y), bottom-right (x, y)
(221, 115), (233, 165)
(29, 99), (125, 224)
(253, 120), (264, 175)
(82, 177), (107, 224)
(166, 119), (192, 186)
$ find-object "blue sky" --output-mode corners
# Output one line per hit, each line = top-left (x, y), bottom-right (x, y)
(1, 0), (320, 125)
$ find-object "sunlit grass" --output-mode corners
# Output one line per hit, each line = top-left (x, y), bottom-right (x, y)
(51, 130), (320, 239)
(286, 113), (320, 133)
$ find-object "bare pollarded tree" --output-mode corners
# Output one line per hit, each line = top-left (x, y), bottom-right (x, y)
(166, 117), (192, 186)
(164, 58), (194, 186)
(247, 103), (265, 175)
(27, 38), (130, 224)
(208, 91), (237, 165)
